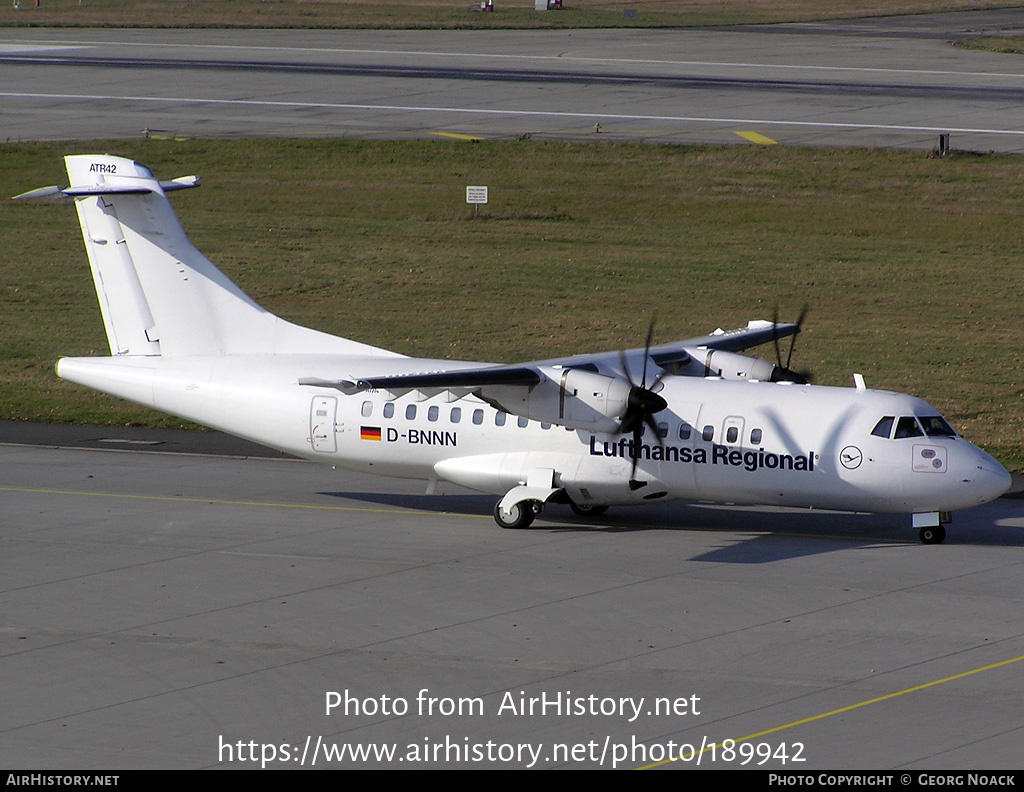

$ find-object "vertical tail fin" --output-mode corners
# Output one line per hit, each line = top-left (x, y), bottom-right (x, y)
(36, 154), (396, 359)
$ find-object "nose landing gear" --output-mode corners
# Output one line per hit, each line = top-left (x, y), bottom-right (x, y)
(914, 512), (951, 544)
(919, 525), (946, 544)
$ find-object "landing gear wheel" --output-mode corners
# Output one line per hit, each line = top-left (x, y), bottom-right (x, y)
(569, 501), (608, 518)
(494, 500), (536, 530)
(919, 525), (946, 544)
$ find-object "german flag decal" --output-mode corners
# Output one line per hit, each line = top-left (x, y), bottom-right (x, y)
(360, 426), (382, 441)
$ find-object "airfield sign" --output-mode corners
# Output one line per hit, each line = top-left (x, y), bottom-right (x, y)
(466, 185), (488, 217)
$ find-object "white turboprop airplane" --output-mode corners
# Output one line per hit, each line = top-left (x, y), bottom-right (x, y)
(15, 155), (1012, 544)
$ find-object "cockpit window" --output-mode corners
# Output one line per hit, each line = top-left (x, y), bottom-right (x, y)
(919, 416), (957, 437)
(894, 416), (924, 439)
(871, 416), (894, 439)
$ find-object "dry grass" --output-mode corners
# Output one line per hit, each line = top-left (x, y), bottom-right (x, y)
(3, 138), (1023, 468)
(955, 35), (1024, 55)
(2, 0), (1022, 29)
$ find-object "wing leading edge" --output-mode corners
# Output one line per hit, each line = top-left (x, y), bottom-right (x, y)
(300, 319), (799, 394)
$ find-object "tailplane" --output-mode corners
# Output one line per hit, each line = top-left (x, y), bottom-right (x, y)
(16, 154), (396, 359)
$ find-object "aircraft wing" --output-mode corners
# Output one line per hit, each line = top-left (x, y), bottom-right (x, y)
(647, 319), (799, 369)
(668, 319), (797, 353)
(299, 365), (541, 393)
(299, 320), (799, 393)
(521, 319), (799, 373)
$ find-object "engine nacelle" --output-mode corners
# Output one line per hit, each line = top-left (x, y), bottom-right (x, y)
(677, 348), (780, 381)
(481, 367), (633, 433)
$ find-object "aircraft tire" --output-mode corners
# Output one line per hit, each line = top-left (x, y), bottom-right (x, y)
(919, 525), (946, 544)
(569, 501), (609, 518)
(494, 500), (536, 530)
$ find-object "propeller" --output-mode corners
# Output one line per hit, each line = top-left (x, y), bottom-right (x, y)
(618, 318), (669, 487)
(770, 306), (813, 384)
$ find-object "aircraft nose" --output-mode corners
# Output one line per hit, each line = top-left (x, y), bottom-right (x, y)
(966, 447), (1012, 503)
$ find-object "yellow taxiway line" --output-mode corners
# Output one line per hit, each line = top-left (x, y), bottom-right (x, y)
(636, 653), (1024, 769)
(734, 130), (777, 145)
(432, 131), (483, 141)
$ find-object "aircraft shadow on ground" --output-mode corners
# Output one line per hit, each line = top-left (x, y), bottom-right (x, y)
(322, 490), (1024, 562)
(320, 491), (496, 516)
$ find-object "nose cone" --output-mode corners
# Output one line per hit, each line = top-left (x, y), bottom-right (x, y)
(966, 446), (1012, 505)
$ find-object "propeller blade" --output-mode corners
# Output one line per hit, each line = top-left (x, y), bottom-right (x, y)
(641, 314), (657, 388)
(643, 414), (665, 451)
(630, 423), (643, 482)
(770, 306), (812, 384)
(618, 315), (667, 488)
(772, 306), (783, 370)
(785, 305), (808, 370)
(619, 350), (634, 390)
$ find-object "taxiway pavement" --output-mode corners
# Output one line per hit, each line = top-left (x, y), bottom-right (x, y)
(2, 10), (1024, 151)
(2, 431), (1023, 769)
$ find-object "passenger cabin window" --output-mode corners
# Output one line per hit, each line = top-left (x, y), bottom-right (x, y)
(361, 401), (373, 418)
(657, 422), (668, 439)
(750, 428), (762, 445)
(726, 426), (738, 443)
(428, 406), (439, 422)
(894, 416), (924, 439)
(473, 409), (484, 425)
(919, 416), (956, 437)
(678, 424), (691, 440)
(702, 425), (714, 442)
(450, 407), (462, 423)
(383, 402), (394, 419)
(406, 404), (417, 420)
(871, 416), (895, 439)
(495, 412), (507, 427)
(518, 417), (529, 428)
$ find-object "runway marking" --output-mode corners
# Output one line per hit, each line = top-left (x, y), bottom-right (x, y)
(636, 652), (1024, 770)
(734, 131), (777, 145)
(0, 43), (89, 54)
(4, 38), (1023, 80)
(6, 91), (1024, 138)
(0, 485), (490, 520)
(431, 131), (483, 141)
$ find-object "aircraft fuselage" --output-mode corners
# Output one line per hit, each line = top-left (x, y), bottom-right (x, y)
(57, 354), (1010, 517)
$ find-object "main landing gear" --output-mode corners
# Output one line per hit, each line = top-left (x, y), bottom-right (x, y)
(494, 500), (540, 530)
(569, 501), (609, 518)
(493, 497), (610, 528)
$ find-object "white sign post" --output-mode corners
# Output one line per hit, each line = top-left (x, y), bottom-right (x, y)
(466, 186), (488, 218)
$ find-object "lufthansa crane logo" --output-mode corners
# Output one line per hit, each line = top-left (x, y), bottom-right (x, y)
(840, 445), (863, 470)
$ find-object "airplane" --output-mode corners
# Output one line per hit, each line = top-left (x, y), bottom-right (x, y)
(14, 154), (1012, 544)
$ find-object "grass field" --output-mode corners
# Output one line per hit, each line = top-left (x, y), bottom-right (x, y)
(2, 0), (1022, 29)
(3, 139), (1023, 468)
(956, 35), (1024, 55)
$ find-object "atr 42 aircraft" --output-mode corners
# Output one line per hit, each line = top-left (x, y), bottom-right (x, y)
(15, 155), (1011, 543)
